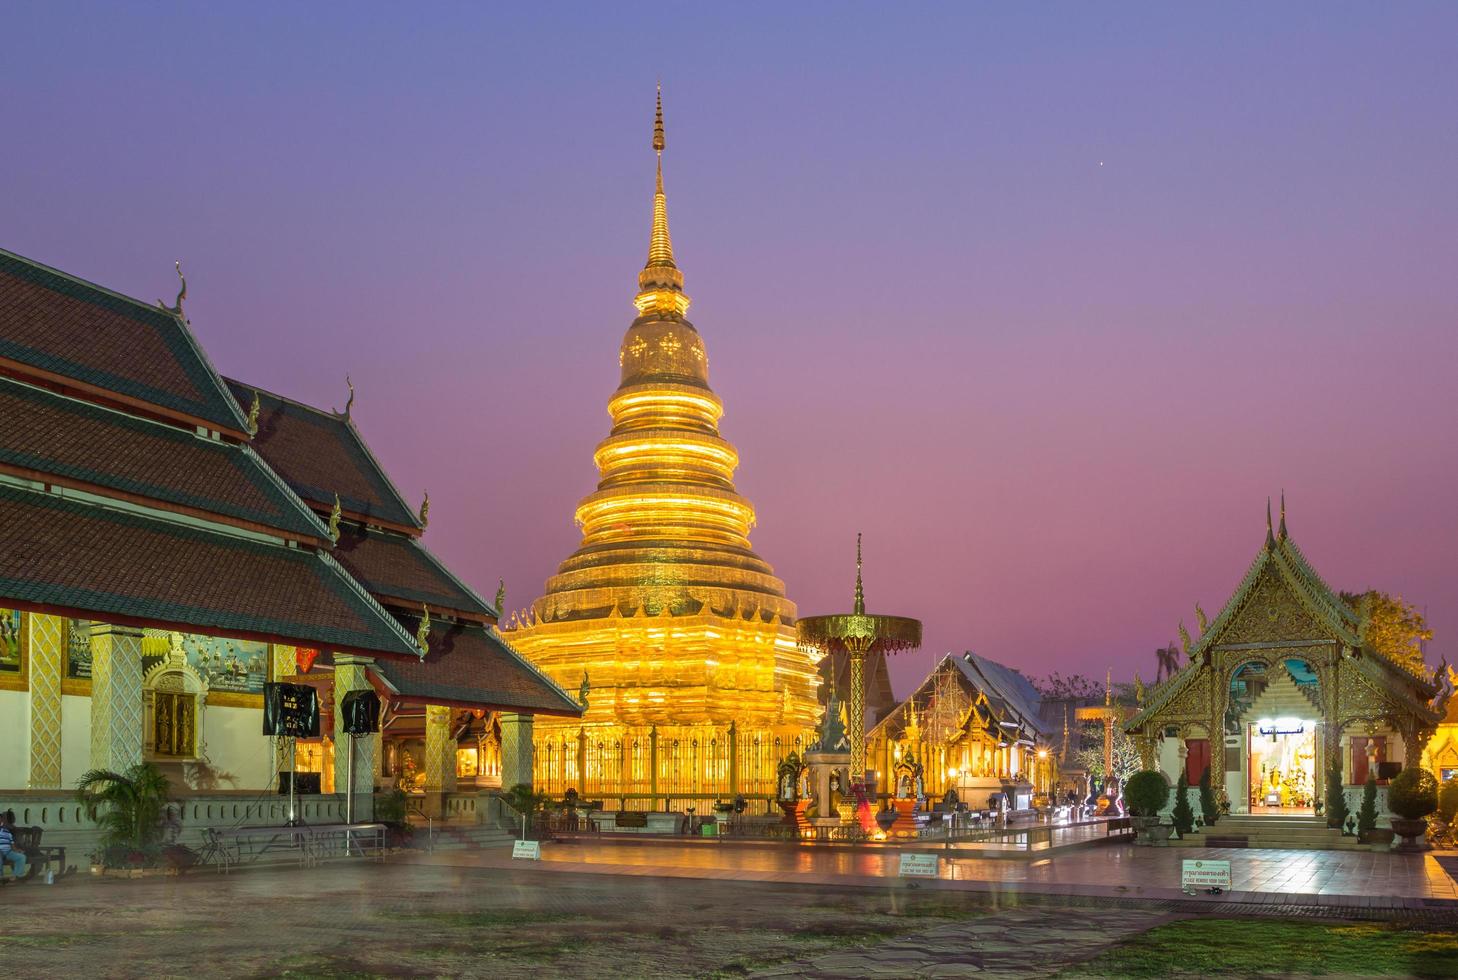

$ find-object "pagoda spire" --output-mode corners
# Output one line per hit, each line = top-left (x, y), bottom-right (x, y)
(854, 532), (865, 615)
(635, 83), (691, 317)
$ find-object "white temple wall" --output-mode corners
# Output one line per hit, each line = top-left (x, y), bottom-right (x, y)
(202, 705), (270, 790)
(0, 689), (28, 789)
(60, 694), (91, 789)
(1156, 735), (1181, 782)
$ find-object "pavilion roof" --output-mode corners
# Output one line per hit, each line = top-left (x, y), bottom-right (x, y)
(331, 522), (497, 623)
(0, 376), (328, 542)
(225, 379), (423, 534)
(316, 620), (581, 716)
(0, 482), (421, 660)
(869, 652), (1047, 743)
(0, 248), (249, 436)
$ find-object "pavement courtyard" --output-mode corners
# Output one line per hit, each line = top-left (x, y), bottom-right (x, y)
(0, 838), (1455, 978)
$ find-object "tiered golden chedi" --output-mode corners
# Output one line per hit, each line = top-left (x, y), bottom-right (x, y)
(503, 93), (821, 806)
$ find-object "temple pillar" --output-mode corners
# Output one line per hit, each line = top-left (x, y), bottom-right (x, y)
(89, 623), (144, 773)
(649, 724), (659, 809)
(422, 704), (455, 818)
(728, 722), (738, 796)
(270, 645), (297, 785)
(333, 655), (379, 821)
(27, 614), (65, 788)
(500, 712), (534, 791)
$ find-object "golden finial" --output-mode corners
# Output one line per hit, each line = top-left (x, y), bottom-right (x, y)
(1195, 602), (1208, 634)
(1104, 668), (1112, 707)
(157, 261), (187, 319)
(327, 494), (342, 542)
(245, 390), (260, 436)
(416, 604), (432, 654)
(853, 531), (865, 615)
(419, 491), (430, 529)
(634, 84), (689, 317)
(495, 578), (506, 613)
(1265, 497), (1275, 549)
(1178, 620), (1192, 656)
(343, 375), (355, 420)
(1134, 672), (1145, 706)
(1278, 489), (1288, 540)
(578, 669), (591, 710)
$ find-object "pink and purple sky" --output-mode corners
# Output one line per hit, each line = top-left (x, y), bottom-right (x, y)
(6, 4), (1456, 693)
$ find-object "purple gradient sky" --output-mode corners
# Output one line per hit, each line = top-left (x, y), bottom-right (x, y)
(6, 4), (1456, 694)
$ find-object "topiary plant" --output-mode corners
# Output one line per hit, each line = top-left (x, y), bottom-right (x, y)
(1170, 770), (1195, 837)
(1386, 767), (1439, 821)
(1439, 779), (1458, 825)
(1123, 769), (1171, 818)
(1357, 772), (1379, 838)
(1198, 765), (1219, 828)
(1325, 767), (1349, 830)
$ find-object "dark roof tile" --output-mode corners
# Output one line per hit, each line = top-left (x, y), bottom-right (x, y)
(331, 524), (495, 620)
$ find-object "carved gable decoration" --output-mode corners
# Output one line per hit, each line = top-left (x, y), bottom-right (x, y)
(1217, 565), (1329, 647)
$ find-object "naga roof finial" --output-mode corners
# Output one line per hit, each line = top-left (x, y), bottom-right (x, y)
(417, 604), (431, 654)
(495, 578), (506, 614)
(1278, 489), (1288, 541)
(327, 493), (342, 543)
(419, 490), (430, 529)
(343, 375), (355, 420)
(245, 390), (261, 436)
(1265, 497), (1275, 550)
(853, 531), (865, 615)
(157, 260), (187, 319)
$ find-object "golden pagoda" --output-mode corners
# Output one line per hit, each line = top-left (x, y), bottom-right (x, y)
(502, 89), (822, 808)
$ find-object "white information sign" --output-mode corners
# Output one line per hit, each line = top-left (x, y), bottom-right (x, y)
(897, 852), (940, 878)
(1180, 858), (1230, 890)
(512, 839), (542, 860)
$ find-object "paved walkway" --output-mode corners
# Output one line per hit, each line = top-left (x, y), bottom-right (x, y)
(414, 838), (1458, 910)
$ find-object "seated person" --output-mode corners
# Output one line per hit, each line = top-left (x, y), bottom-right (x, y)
(0, 810), (27, 880)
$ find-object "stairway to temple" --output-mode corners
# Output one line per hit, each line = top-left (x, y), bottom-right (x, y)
(1171, 813), (1365, 851)
(419, 822), (518, 851)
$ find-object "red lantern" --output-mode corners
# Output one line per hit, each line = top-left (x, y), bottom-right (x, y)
(296, 647), (320, 674)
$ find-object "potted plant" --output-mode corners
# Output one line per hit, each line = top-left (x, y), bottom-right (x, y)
(1124, 769), (1171, 844)
(1325, 767), (1349, 830)
(1386, 767), (1438, 853)
(76, 762), (171, 873)
(1198, 766), (1219, 828)
(1356, 773), (1379, 844)
(1170, 770), (1195, 839)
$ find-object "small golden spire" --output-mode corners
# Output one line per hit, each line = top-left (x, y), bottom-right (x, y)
(635, 84), (690, 317)
(853, 532), (865, 615)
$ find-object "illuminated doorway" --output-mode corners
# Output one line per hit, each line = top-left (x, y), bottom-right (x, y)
(1248, 717), (1317, 810)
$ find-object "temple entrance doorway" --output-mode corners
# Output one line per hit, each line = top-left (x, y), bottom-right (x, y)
(1247, 718), (1317, 812)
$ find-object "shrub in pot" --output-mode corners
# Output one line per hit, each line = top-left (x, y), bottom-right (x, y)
(1124, 770), (1170, 843)
(1198, 766), (1219, 828)
(1356, 773), (1379, 842)
(1386, 767), (1438, 853)
(1170, 770), (1195, 838)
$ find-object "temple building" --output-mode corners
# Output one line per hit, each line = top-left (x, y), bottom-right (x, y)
(1124, 501), (1445, 814)
(867, 652), (1050, 810)
(500, 93), (822, 808)
(0, 245), (576, 829)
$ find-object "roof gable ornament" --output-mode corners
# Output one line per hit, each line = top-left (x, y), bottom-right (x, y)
(156, 261), (187, 320)
(1265, 497), (1276, 550)
(419, 491), (430, 529)
(495, 578), (506, 613)
(1194, 602), (1208, 634)
(1278, 489), (1288, 541)
(245, 390), (261, 436)
(578, 669), (591, 710)
(336, 375), (355, 420)
(327, 493), (342, 543)
(416, 604), (432, 654)
(1178, 620), (1191, 656)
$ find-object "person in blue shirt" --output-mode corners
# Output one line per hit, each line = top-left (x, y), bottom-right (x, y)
(0, 810), (27, 880)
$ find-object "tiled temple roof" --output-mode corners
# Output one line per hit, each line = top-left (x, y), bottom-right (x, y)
(0, 249), (249, 434)
(372, 620), (581, 716)
(0, 376), (328, 542)
(331, 523), (496, 622)
(224, 380), (422, 533)
(0, 483), (420, 659)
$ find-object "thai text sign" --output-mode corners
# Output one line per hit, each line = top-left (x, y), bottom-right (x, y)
(512, 840), (542, 860)
(897, 853), (939, 878)
(1181, 859), (1231, 890)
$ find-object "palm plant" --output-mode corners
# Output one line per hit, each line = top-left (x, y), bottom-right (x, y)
(76, 762), (171, 857)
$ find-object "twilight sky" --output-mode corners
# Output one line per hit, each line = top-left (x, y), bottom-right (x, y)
(5, 4), (1456, 694)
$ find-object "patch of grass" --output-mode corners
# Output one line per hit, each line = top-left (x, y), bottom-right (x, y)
(1061, 918), (1458, 978)
(397, 908), (574, 928)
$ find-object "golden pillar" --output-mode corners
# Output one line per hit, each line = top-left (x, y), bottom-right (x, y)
(333, 655), (378, 821)
(270, 645), (297, 783)
(89, 623), (144, 773)
(27, 614), (65, 788)
(500, 712), (534, 791)
(422, 704), (454, 818)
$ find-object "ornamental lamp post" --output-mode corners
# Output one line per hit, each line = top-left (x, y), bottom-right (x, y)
(796, 533), (921, 792)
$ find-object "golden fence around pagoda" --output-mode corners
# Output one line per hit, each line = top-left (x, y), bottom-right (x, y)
(532, 723), (808, 811)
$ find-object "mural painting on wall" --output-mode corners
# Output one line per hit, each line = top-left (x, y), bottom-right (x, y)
(64, 620), (268, 695)
(0, 609), (20, 674)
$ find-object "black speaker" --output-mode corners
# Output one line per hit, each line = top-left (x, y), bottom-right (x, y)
(340, 690), (381, 735)
(1377, 761), (1402, 780)
(278, 771), (322, 795)
(262, 682), (320, 737)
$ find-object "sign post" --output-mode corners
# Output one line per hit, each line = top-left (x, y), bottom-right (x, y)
(512, 839), (542, 861)
(1180, 858), (1231, 893)
(897, 852), (940, 878)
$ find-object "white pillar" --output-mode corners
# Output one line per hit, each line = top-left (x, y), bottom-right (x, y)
(89, 623), (144, 773)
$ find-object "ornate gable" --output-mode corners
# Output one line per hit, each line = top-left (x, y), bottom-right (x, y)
(1216, 563), (1331, 648)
